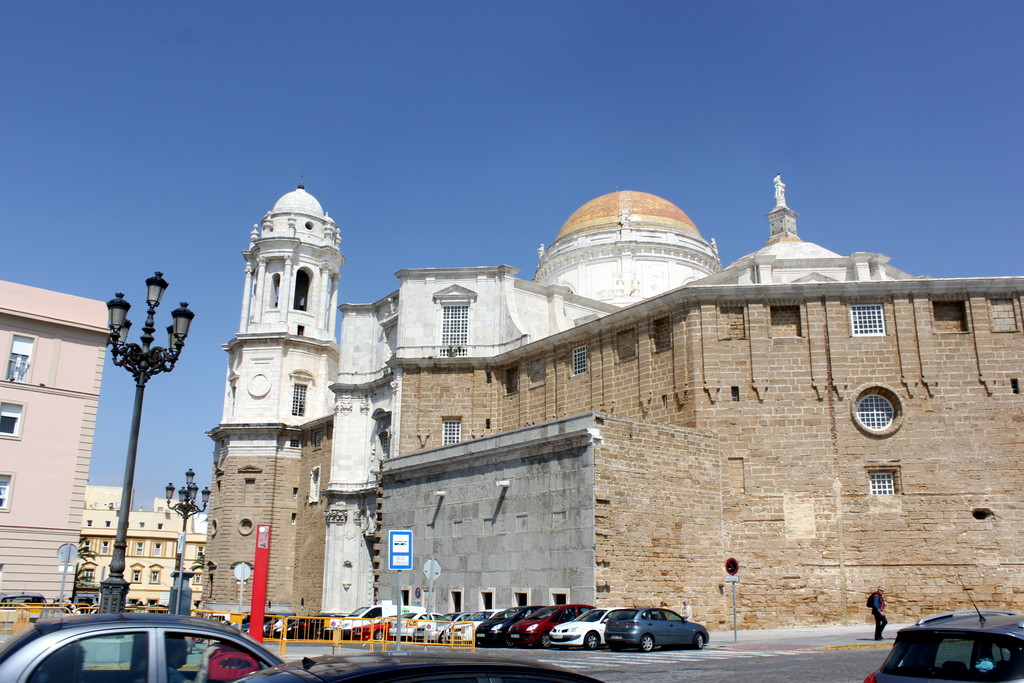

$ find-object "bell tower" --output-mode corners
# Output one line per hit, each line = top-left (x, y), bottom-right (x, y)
(204, 186), (343, 612)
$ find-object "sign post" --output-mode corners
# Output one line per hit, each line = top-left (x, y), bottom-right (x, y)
(249, 525), (272, 642)
(423, 558), (441, 615)
(388, 530), (413, 651)
(56, 543), (78, 603)
(234, 562), (252, 616)
(725, 558), (740, 643)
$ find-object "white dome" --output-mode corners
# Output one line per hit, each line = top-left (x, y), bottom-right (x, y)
(272, 186), (324, 217)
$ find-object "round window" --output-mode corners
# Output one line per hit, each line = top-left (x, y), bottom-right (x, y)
(239, 518), (254, 535)
(852, 386), (903, 437)
(856, 394), (894, 431)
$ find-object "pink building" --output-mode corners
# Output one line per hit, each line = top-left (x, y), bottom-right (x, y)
(0, 281), (107, 598)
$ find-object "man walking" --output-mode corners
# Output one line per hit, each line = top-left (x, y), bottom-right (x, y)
(868, 586), (887, 640)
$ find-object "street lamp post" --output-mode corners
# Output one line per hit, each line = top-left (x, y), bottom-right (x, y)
(166, 468), (210, 616)
(97, 272), (194, 614)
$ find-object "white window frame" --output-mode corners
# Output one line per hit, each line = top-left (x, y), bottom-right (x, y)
(869, 472), (896, 496)
(0, 474), (11, 510)
(571, 346), (588, 376)
(0, 402), (24, 438)
(135, 542), (144, 555)
(101, 541), (110, 554)
(851, 304), (886, 336)
(855, 394), (895, 431)
(150, 569), (160, 584)
(442, 419), (462, 446)
(6, 335), (34, 383)
(153, 542), (163, 557)
(291, 383), (308, 416)
(442, 305), (469, 349)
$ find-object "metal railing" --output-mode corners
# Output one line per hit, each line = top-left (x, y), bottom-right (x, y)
(192, 610), (476, 656)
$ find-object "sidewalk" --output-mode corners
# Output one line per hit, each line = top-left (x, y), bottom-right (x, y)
(709, 623), (910, 651)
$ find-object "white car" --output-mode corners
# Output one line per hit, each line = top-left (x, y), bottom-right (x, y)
(437, 609), (503, 644)
(549, 607), (623, 650)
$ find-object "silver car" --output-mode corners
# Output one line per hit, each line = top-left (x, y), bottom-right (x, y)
(0, 612), (282, 683)
(603, 607), (709, 652)
(866, 610), (1024, 683)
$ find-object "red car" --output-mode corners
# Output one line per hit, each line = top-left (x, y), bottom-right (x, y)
(506, 604), (594, 648)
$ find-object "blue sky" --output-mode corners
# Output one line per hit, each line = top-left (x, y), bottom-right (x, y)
(2, 1), (1022, 504)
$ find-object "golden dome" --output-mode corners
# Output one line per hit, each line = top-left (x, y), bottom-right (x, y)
(555, 191), (700, 242)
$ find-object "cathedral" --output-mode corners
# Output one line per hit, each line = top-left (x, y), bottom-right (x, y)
(203, 178), (1024, 629)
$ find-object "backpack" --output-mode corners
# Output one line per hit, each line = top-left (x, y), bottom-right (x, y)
(866, 594), (875, 608)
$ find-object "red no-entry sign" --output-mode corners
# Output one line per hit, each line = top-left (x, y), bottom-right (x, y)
(725, 558), (739, 576)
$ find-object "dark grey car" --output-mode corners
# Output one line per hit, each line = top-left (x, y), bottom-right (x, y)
(603, 607), (709, 652)
(0, 612), (282, 683)
(867, 610), (1024, 683)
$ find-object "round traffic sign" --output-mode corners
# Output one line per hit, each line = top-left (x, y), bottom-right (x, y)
(56, 543), (78, 564)
(233, 563), (253, 581)
(725, 558), (739, 576)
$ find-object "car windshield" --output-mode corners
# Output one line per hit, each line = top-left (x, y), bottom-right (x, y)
(494, 608), (522, 619)
(345, 607), (371, 617)
(881, 631), (1024, 681)
(528, 606), (558, 620)
(468, 611), (491, 620)
(607, 609), (639, 621)
(577, 609), (606, 623)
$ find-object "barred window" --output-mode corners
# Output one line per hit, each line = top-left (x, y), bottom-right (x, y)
(851, 304), (885, 336)
(443, 419), (462, 446)
(314, 431), (323, 448)
(6, 335), (33, 382)
(291, 384), (307, 416)
(869, 472), (895, 496)
(855, 394), (894, 431)
(442, 304), (469, 352)
(571, 346), (588, 376)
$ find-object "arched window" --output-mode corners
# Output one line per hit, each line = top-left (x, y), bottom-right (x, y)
(293, 270), (310, 311)
(271, 274), (281, 308)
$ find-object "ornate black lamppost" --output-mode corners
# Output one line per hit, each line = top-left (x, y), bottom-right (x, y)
(166, 468), (210, 615)
(98, 272), (194, 614)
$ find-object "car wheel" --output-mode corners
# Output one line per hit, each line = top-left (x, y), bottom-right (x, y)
(583, 632), (600, 650)
(540, 632), (552, 648)
(692, 632), (706, 650)
(639, 633), (656, 652)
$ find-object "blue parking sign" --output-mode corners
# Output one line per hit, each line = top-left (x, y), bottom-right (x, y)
(388, 529), (413, 570)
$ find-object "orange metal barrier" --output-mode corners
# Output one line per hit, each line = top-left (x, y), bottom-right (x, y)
(191, 610), (476, 656)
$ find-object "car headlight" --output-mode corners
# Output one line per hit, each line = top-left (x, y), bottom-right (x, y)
(491, 625), (502, 632)
(527, 624), (538, 632)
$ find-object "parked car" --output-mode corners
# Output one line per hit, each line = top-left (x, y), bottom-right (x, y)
(350, 606), (429, 641)
(476, 606), (545, 647)
(863, 610), (1024, 683)
(437, 609), (502, 644)
(232, 651), (605, 682)
(0, 612), (282, 683)
(507, 604), (594, 648)
(603, 607), (709, 652)
(407, 612), (450, 641)
(0, 593), (46, 604)
(549, 607), (627, 650)
(336, 604), (425, 640)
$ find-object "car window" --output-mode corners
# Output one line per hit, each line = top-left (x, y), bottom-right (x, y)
(529, 606), (558, 620)
(577, 609), (605, 623)
(883, 632), (1024, 681)
(28, 632), (148, 683)
(663, 610), (684, 622)
(607, 609), (636, 621)
(166, 632), (267, 683)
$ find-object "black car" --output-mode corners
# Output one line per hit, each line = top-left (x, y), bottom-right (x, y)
(865, 610), (1024, 683)
(476, 606), (545, 646)
(235, 651), (605, 682)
